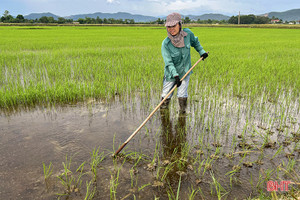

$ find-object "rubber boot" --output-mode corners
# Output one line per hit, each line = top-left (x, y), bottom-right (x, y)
(178, 97), (187, 114)
(160, 98), (171, 110)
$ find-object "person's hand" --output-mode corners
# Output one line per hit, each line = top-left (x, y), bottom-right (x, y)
(174, 76), (182, 87)
(201, 52), (208, 61)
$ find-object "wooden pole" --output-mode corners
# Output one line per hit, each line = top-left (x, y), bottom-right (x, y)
(113, 55), (206, 156)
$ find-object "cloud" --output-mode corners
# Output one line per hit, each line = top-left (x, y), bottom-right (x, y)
(106, 0), (120, 3)
(145, 0), (258, 15)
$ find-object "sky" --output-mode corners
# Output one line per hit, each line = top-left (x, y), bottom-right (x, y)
(1, 0), (299, 17)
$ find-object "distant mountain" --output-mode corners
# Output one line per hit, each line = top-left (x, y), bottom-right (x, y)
(266, 9), (300, 21)
(65, 12), (157, 22)
(186, 14), (230, 21)
(22, 9), (300, 23)
(24, 12), (60, 20)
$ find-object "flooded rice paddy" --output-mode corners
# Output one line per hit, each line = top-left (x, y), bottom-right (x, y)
(0, 94), (299, 200)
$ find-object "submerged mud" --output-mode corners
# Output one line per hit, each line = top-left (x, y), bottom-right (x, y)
(0, 96), (299, 199)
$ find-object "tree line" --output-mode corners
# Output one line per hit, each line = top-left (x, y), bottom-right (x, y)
(228, 15), (270, 24)
(0, 10), (280, 25)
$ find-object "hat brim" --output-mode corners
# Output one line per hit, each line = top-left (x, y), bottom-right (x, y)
(165, 21), (178, 27)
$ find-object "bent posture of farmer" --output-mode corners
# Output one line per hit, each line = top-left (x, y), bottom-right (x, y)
(160, 12), (208, 113)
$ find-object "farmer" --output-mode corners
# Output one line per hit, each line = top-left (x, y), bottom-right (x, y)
(160, 12), (208, 113)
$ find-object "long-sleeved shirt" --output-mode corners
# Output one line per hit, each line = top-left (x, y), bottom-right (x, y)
(161, 28), (206, 81)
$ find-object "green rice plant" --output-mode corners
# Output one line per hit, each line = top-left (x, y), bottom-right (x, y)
(75, 161), (86, 189)
(109, 159), (125, 200)
(256, 168), (276, 189)
(237, 152), (248, 167)
(3, 26), (299, 109)
(56, 155), (86, 196)
(210, 171), (228, 200)
(188, 186), (199, 200)
(125, 151), (148, 169)
(160, 161), (176, 182)
(42, 161), (53, 180)
(286, 158), (296, 173)
(138, 183), (151, 192)
(84, 180), (96, 200)
(226, 166), (242, 189)
(166, 175), (182, 200)
(196, 159), (205, 177)
(278, 160), (300, 185)
(202, 157), (213, 176)
(177, 142), (191, 170)
(57, 155), (75, 194)
(176, 175), (182, 200)
(129, 168), (138, 188)
(271, 145), (283, 160)
(90, 147), (105, 182)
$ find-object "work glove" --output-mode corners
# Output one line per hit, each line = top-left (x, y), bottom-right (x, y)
(201, 52), (208, 61)
(174, 76), (182, 87)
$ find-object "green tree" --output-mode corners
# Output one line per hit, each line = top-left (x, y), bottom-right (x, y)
(1, 10), (14, 22)
(85, 17), (93, 24)
(58, 17), (66, 24)
(39, 16), (49, 23)
(77, 18), (86, 24)
(254, 16), (270, 24)
(228, 16), (238, 24)
(183, 16), (191, 24)
(96, 16), (103, 24)
(3, 10), (9, 17)
(240, 14), (255, 24)
(129, 19), (135, 24)
(14, 15), (25, 23)
(156, 18), (164, 24)
(47, 17), (55, 23)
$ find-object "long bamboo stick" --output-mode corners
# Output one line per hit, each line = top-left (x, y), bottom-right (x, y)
(114, 55), (206, 156)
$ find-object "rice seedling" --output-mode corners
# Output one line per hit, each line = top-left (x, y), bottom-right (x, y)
(187, 186), (199, 200)
(160, 161), (176, 182)
(75, 161), (86, 189)
(176, 175), (182, 200)
(129, 168), (135, 189)
(166, 175), (182, 200)
(138, 183), (151, 192)
(109, 158), (125, 200)
(57, 155), (75, 194)
(210, 171), (228, 200)
(271, 145), (284, 160)
(202, 157), (213, 176)
(256, 168), (276, 190)
(42, 161), (53, 180)
(84, 180), (96, 200)
(90, 147), (105, 182)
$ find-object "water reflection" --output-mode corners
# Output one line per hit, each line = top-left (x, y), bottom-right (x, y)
(160, 109), (187, 185)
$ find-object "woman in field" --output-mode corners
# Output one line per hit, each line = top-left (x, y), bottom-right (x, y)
(160, 12), (208, 113)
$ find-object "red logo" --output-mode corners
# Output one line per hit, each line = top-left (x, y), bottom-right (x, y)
(267, 181), (291, 192)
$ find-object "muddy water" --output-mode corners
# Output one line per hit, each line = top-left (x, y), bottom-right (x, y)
(0, 100), (156, 199)
(0, 97), (299, 200)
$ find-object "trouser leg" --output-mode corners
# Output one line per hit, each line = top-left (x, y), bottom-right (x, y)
(160, 98), (171, 109)
(161, 77), (175, 109)
(178, 97), (187, 113)
(177, 74), (190, 113)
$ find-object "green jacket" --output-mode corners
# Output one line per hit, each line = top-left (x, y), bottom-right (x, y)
(161, 28), (206, 81)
